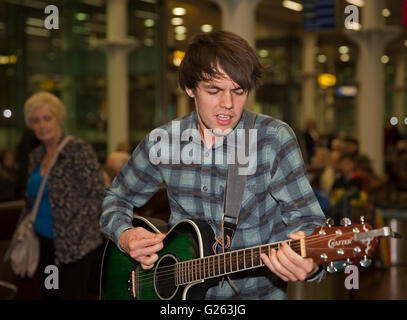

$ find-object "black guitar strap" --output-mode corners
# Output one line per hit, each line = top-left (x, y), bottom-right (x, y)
(212, 110), (256, 293)
(212, 110), (257, 257)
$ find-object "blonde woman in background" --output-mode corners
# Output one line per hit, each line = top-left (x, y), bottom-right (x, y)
(18, 92), (105, 299)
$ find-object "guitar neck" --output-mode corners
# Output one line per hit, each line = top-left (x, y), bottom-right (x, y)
(175, 240), (301, 285)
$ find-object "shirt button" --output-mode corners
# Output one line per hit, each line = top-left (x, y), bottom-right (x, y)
(205, 151), (209, 157)
(202, 185), (208, 192)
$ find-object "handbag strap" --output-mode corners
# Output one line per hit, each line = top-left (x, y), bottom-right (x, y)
(27, 135), (73, 223)
(221, 110), (257, 248)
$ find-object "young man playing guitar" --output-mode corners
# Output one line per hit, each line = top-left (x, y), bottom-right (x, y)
(100, 31), (327, 299)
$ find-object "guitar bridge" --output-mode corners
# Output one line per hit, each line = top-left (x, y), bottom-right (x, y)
(127, 265), (138, 300)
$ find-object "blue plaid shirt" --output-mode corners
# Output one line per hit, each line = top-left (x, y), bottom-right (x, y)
(100, 110), (326, 300)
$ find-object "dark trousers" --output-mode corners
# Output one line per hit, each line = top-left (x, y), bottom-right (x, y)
(37, 235), (97, 300)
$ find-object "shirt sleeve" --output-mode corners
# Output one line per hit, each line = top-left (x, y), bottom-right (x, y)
(268, 123), (326, 236)
(100, 138), (163, 250)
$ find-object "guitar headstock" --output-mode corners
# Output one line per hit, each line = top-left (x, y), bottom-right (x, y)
(306, 217), (390, 270)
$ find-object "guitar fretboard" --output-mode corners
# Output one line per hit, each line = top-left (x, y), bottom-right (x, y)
(175, 240), (301, 285)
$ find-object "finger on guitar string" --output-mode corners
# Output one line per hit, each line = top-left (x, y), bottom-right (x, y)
(139, 253), (159, 269)
(130, 240), (164, 259)
(276, 242), (308, 281)
(119, 227), (166, 261)
(261, 250), (291, 282)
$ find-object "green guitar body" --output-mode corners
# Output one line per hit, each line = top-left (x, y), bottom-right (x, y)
(99, 216), (217, 300)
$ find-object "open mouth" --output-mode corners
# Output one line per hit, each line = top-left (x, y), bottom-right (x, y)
(216, 114), (232, 125)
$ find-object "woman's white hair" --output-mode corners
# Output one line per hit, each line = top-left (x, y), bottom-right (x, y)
(24, 91), (66, 128)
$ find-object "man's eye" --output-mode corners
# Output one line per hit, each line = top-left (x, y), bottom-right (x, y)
(234, 90), (244, 95)
(208, 91), (218, 95)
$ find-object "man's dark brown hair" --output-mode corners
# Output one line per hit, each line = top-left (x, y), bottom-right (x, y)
(179, 30), (262, 93)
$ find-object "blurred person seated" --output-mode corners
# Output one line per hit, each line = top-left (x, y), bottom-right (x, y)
(116, 141), (131, 154)
(330, 137), (345, 154)
(0, 148), (17, 201)
(384, 118), (403, 153)
(303, 119), (320, 165)
(356, 154), (387, 193)
(103, 151), (131, 187)
(327, 154), (369, 224)
(319, 149), (341, 194)
(308, 147), (339, 214)
(342, 137), (359, 157)
(15, 91), (105, 300)
(307, 147), (329, 185)
(389, 141), (407, 194)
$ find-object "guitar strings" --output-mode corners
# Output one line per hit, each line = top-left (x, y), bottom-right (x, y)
(132, 229), (367, 284)
(129, 230), (366, 286)
(131, 246), (357, 293)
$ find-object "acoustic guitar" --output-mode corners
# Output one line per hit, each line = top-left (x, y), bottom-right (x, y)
(99, 216), (396, 300)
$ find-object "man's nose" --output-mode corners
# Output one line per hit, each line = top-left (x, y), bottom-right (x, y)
(220, 91), (233, 109)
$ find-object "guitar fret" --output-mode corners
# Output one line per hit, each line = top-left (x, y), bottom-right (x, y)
(188, 261), (192, 282)
(181, 262), (185, 283)
(238, 250), (244, 270)
(175, 263), (178, 285)
(176, 238), (307, 286)
(186, 261), (189, 283)
(199, 258), (202, 280)
(223, 251), (226, 274)
(179, 262), (182, 284)
(193, 260), (196, 282)
(195, 259), (198, 281)
(218, 254), (221, 277)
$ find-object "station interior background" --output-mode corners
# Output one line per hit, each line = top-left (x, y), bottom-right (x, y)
(0, 0), (407, 300)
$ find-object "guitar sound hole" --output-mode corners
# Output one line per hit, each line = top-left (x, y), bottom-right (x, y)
(154, 254), (178, 300)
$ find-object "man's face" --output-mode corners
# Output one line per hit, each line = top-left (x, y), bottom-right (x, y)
(185, 67), (248, 140)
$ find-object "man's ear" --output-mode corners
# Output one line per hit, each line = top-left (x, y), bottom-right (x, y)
(185, 87), (195, 99)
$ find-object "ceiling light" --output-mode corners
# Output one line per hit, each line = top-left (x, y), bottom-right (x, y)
(338, 46), (349, 54)
(382, 9), (391, 18)
(175, 26), (187, 34)
(390, 117), (398, 126)
(144, 19), (155, 27)
(172, 7), (186, 16)
(347, 21), (361, 30)
(340, 54), (350, 62)
(171, 17), (184, 26)
(317, 54), (327, 63)
(175, 33), (187, 41)
(282, 0), (303, 12)
(201, 24), (213, 33)
(381, 55), (389, 64)
(3, 109), (12, 119)
(258, 49), (269, 58)
(346, 0), (365, 6)
(75, 12), (89, 21)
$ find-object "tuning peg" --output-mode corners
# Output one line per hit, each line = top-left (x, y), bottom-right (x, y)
(325, 218), (335, 228)
(340, 217), (352, 227)
(326, 261), (338, 273)
(360, 255), (372, 268)
(360, 216), (366, 224)
(342, 258), (353, 268)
